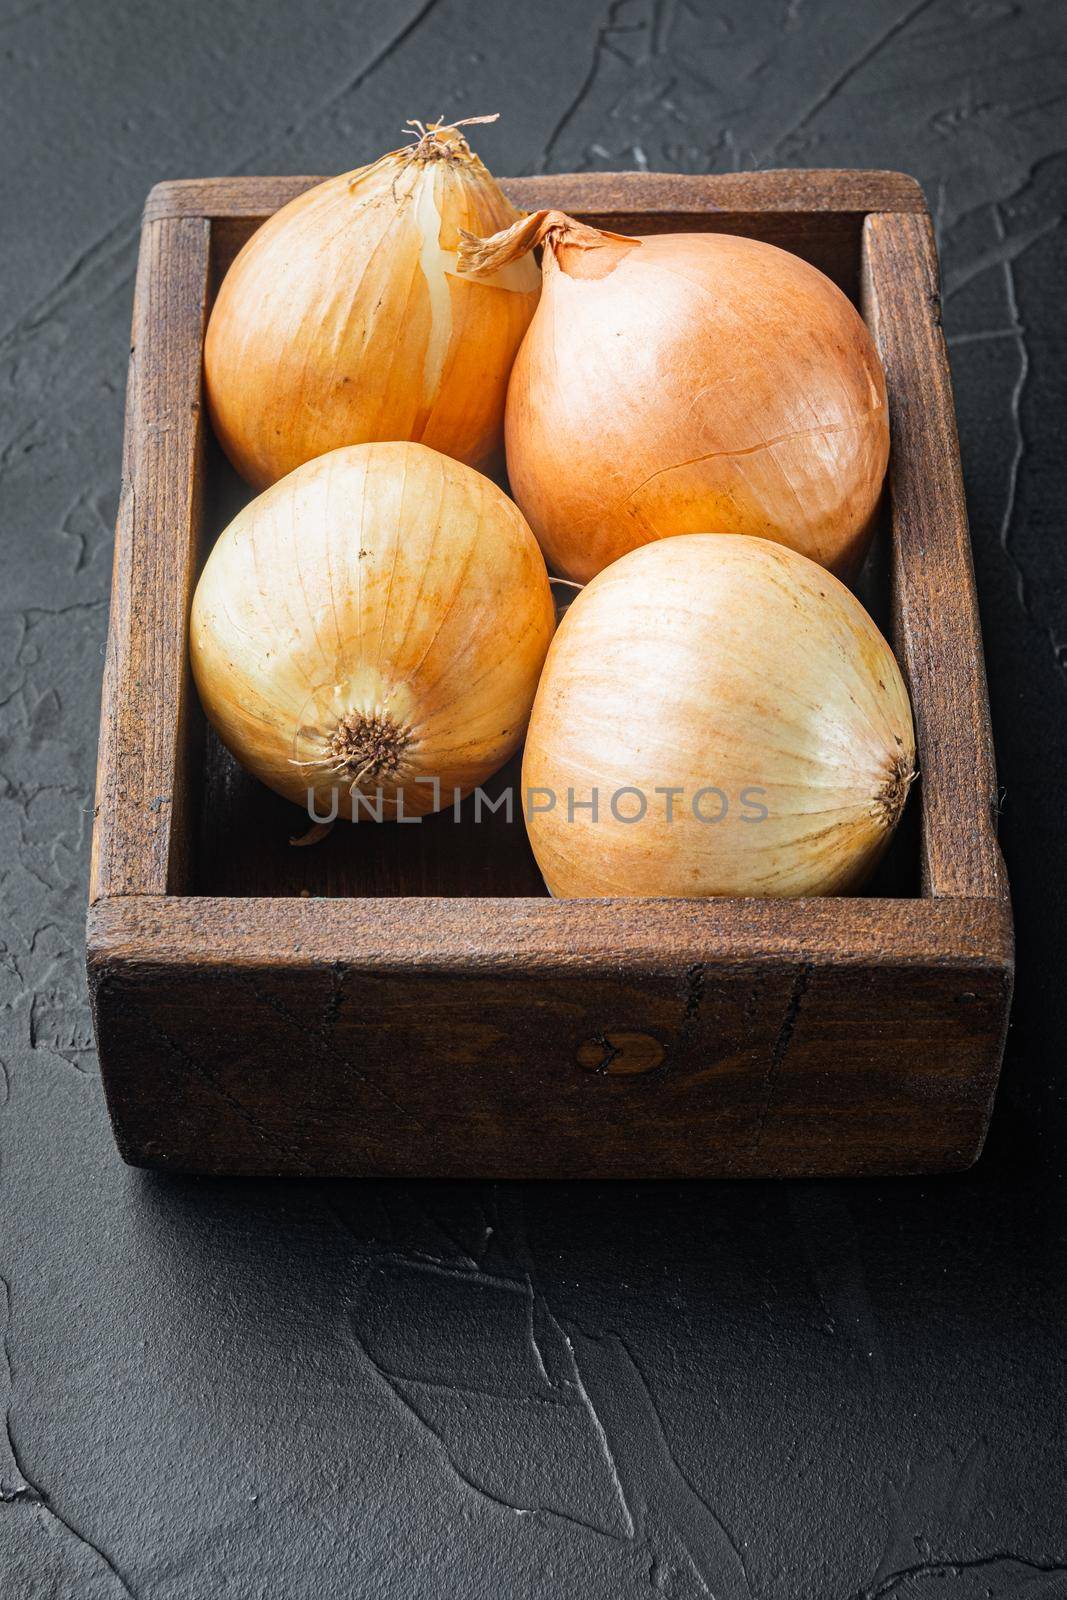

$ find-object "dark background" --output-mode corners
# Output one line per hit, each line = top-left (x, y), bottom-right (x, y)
(2, 0), (1066, 1595)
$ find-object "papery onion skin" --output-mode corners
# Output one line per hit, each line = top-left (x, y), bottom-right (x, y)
(204, 124), (541, 491)
(191, 442), (555, 818)
(522, 535), (915, 898)
(460, 212), (888, 584)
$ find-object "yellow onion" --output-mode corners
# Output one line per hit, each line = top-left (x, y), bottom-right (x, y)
(191, 442), (555, 819)
(460, 211), (888, 583)
(522, 535), (914, 897)
(204, 117), (541, 491)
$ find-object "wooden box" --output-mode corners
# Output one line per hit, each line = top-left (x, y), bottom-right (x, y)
(86, 170), (1012, 1178)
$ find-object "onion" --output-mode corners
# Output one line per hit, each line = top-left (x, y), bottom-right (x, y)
(204, 118), (541, 491)
(522, 535), (914, 897)
(460, 211), (888, 583)
(190, 442), (555, 819)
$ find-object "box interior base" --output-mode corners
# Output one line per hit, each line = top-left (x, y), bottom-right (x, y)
(186, 208), (921, 902)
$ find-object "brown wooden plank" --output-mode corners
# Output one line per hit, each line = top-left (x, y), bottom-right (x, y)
(89, 216), (210, 901)
(196, 170), (925, 300)
(861, 212), (1007, 901)
(88, 893), (1013, 974)
(507, 170), (927, 216)
(208, 208), (867, 301)
(87, 894), (1010, 1179)
(143, 169), (927, 223)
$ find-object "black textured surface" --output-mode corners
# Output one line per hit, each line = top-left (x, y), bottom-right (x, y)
(3, 1), (1067, 1595)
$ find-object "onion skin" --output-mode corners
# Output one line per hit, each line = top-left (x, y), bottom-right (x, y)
(204, 128), (541, 491)
(191, 443), (555, 818)
(461, 213), (888, 583)
(522, 535), (915, 898)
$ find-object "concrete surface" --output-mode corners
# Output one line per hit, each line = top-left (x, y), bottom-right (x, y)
(1, 0), (1066, 1595)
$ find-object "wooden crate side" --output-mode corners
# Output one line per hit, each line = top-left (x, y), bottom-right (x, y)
(209, 209), (867, 298)
(861, 212), (1006, 902)
(87, 892), (1013, 972)
(89, 216), (210, 901)
(142, 169), (928, 222)
(88, 894), (1012, 1177)
(88, 895), (1010, 1179)
(159, 170), (927, 298)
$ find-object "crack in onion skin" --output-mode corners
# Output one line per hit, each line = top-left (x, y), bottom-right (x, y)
(521, 535), (915, 898)
(190, 442), (556, 818)
(460, 212), (889, 584)
(204, 129), (541, 492)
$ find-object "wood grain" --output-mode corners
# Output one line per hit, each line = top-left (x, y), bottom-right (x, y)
(89, 216), (210, 901)
(87, 170), (1013, 1178)
(89, 892), (1012, 971)
(210, 209), (866, 298)
(88, 895), (1010, 1179)
(861, 212), (1007, 899)
(190, 169), (925, 302)
(144, 168), (928, 222)
(172, 169), (926, 303)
